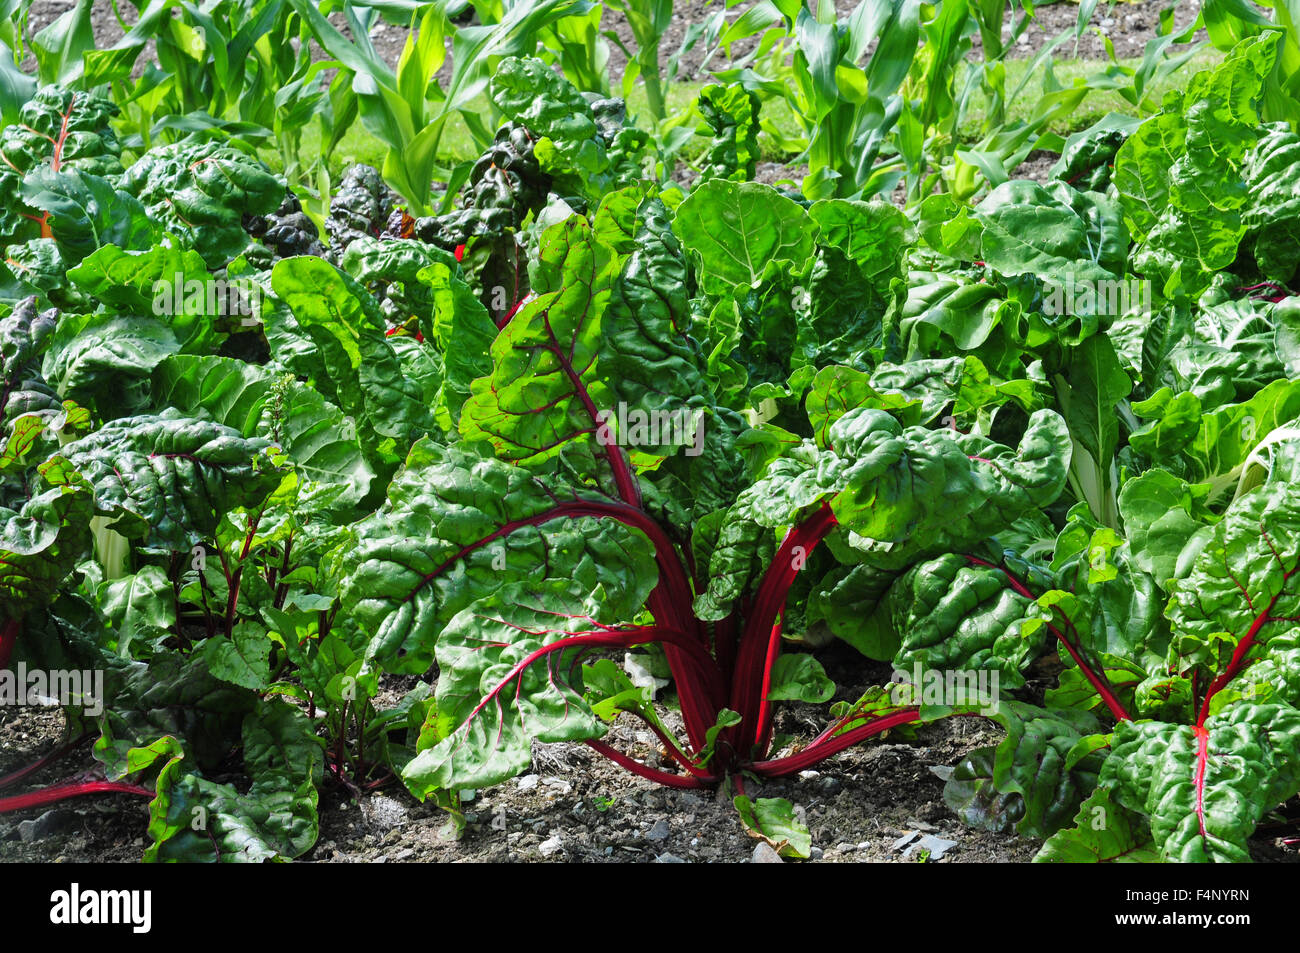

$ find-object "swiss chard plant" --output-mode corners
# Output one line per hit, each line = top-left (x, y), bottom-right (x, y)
(334, 175), (1074, 854)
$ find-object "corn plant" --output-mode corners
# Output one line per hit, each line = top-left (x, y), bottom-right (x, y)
(0, 0), (36, 123)
(741, 0), (921, 200)
(294, 0), (591, 214)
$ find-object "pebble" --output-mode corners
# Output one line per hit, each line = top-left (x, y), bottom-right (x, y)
(654, 852), (687, 863)
(906, 834), (959, 860)
(752, 843), (784, 864)
(810, 846), (824, 860)
(17, 809), (78, 843)
(856, 841), (871, 852)
(817, 777), (842, 796)
(646, 819), (670, 842)
(538, 835), (563, 857)
(542, 777), (572, 796)
(836, 841), (856, 852)
(798, 770), (820, 780)
(517, 774), (539, 791)
(394, 848), (415, 860)
(892, 831), (920, 850)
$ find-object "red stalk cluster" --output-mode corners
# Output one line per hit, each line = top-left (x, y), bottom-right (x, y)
(454, 485), (924, 787)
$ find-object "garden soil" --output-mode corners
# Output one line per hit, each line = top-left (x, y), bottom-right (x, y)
(4, 646), (1297, 863)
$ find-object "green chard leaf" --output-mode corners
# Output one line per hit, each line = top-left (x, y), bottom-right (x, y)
(50, 409), (284, 551)
(1103, 703), (1300, 862)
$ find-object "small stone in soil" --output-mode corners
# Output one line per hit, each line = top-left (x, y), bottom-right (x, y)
(798, 770), (820, 780)
(17, 809), (79, 843)
(836, 842), (856, 852)
(752, 843), (784, 864)
(538, 835), (563, 857)
(892, 831), (921, 851)
(646, 819), (670, 842)
(654, 852), (686, 863)
(905, 818), (938, 833)
(810, 847), (824, 860)
(517, 774), (539, 791)
(542, 777), (572, 796)
(905, 834), (959, 860)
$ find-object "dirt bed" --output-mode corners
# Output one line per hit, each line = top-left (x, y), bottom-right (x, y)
(4, 647), (1298, 863)
(0, 688), (1039, 864)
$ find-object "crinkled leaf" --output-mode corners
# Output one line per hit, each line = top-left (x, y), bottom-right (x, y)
(339, 438), (658, 673)
(52, 409), (283, 551)
(1102, 702), (1300, 862)
(1034, 787), (1159, 862)
(153, 354), (374, 508)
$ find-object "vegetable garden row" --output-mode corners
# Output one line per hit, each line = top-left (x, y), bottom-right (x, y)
(2, 0), (1300, 863)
